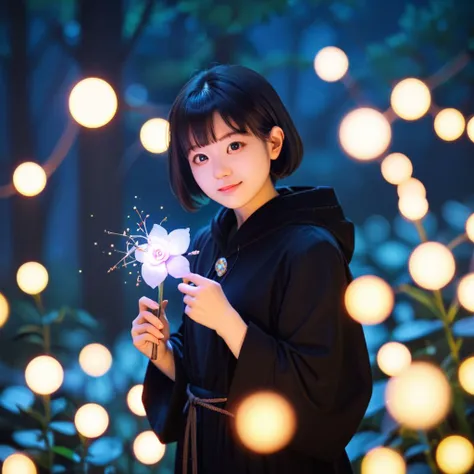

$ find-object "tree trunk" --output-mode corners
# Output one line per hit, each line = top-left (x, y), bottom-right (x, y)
(77, 0), (125, 331)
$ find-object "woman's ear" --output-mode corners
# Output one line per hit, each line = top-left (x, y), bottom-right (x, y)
(268, 126), (285, 160)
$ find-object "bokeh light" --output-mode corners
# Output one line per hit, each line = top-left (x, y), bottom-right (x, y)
(434, 108), (465, 141)
(12, 162), (47, 197)
(16, 262), (49, 295)
(458, 357), (474, 395)
(127, 384), (146, 416)
(408, 242), (456, 290)
(133, 431), (166, 465)
(398, 195), (429, 221)
(69, 77), (118, 128)
(390, 78), (431, 121)
(377, 342), (412, 377)
(25, 355), (64, 395)
(74, 403), (109, 438)
(79, 343), (113, 377)
(234, 391), (296, 454)
(397, 177), (426, 199)
(457, 274), (474, 312)
(361, 447), (406, 474)
(385, 361), (451, 430)
(339, 108), (392, 161)
(467, 116), (474, 143)
(0, 292), (10, 328)
(466, 214), (474, 243)
(344, 275), (394, 325)
(436, 435), (474, 474)
(313, 46), (349, 82)
(2, 453), (37, 474)
(381, 153), (413, 185)
(140, 118), (170, 154)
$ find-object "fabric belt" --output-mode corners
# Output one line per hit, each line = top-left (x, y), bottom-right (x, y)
(182, 384), (234, 474)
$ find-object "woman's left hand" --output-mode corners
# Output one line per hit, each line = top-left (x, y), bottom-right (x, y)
(177, 272), (236, 334)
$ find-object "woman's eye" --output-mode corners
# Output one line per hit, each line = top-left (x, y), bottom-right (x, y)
(228, 141), (243, 152)
(192, 154), (207, 165)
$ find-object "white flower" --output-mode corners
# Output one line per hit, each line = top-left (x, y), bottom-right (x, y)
(134, 224), (191, 289)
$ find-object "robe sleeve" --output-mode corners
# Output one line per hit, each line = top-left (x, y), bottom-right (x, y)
(226, 230), (373, 461)
(141, 226), (207, 443)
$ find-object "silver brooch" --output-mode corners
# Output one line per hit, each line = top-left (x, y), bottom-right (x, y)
(215, 257), (228, 277)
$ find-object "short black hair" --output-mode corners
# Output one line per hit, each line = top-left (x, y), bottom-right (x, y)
(167, 64), (304, 212)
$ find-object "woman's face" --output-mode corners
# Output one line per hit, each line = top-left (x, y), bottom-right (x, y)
(187, 113), (284, 225)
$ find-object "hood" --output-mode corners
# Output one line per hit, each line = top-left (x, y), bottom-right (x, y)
(210, 185), (355, 263)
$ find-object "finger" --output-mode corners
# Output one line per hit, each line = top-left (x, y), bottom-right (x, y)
(133, 333), (160, 346)
(183, 272), (205, 286)
(136, 311), (165, 329)
(183, 295), (194, 306)
(132, 323), (164, 340)
(138, 296), (159, 313)
(178, 282), (199, 295)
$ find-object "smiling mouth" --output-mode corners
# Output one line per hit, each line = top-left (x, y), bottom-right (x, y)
(218, 182), (242, 192)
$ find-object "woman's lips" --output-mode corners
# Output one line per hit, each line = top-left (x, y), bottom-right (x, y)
(218, 182), (242, 192)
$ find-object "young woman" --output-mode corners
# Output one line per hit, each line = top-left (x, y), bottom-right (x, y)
(131, 64), (372, 474)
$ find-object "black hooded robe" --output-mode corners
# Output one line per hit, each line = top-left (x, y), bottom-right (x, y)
(142, 186), (373, 474)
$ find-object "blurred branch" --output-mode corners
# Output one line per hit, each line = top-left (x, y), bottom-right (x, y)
(121, 0), (156, 62)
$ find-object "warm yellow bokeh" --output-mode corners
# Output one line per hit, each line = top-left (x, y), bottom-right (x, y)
(398, 195), (429, 221)
(466, 214), (474, 243)
(16, 262), (49, 295)
(339, 108), (392, 161)
(74, 403), (109, 438)
(69, 77), (118, 128)
(381, 153), (413, 185)
(314, 46), (349, 82)
(458, 357), (474, 395)
(377, 342), (412, 377)
(133, 431), (166, 465)
(2, 453), (37, 474)
(409, 242), (455, 290)
(397, 177), (426, 199)
(385, 361), (451, 430)
(127, 384), (146, 417)
(467, 116), (474, 143)
(13, 162), (47, 197)
(361, 447), (406, 474)
(235, 391), (296, 454)
(0, 292), (10, 328)
(140, 118), (170, 153)
(79, 343), (112, 377)
(344, 275), (394, 325)
(436, 435), (474, 474)
(25, 355), (64, 395)
(457, 274), (474, 312)
(434, 108), (465, 141)
(391, 78), (431, 121)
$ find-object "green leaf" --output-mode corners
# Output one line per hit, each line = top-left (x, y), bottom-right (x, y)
(72, 310), (99, 329)
(447, 300), (460, 324)
(17, 406), (46, 428)
(399, 285), (440, 318)
(53, 446), (80, 463)
(12, 301), (41, 322)
(15, 324), (43, 338)
(51, 398), (68, 418)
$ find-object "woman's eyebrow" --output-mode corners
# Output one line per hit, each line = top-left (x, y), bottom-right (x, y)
(187, 131), (246, 154)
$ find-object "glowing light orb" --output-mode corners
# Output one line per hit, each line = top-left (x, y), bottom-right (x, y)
(127, 384), (146, 416)
(0, 292), (10, 328)
(25, 355), (64, 395)
(79, 343), (112, 377)
(457, 274), (474, 312)
(434, 108), (465, 141)
(13, 162), (47, 197)
(466, 214), (474, 243)
(361, 447), (406, 474)
(398, 195), (429, 221)
(74, 403), (109, 438)
(2, 453), (37, 474)
(377, 342), (412, 377)
(16, 262), (49, 295)
(235, 391), (296, 454)
(458, 357), (474, 395)
(133, 431), (166, 465)
(397, 177), (426, 199)
(381, 153), (413, 185)
(339, 108), (392, 161)
(436, 435), (474, 474)
(390, 78), (431, 121)
(69, 78), (118, 128)
(467, 117), (474, 143)
(344, 275), (394, 325)
(409, 242), (455, 290)
(314, 46), (349, 82)
(385, 361), (451, 430)
(140, 118), (170, 154)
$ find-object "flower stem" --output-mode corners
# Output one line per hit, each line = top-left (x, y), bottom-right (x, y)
(418, 431), (438, 473)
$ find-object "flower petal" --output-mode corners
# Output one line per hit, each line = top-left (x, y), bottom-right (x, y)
(134, 244), (147, 263)
(149, 224), (168, 240)
(141, 263), (168, 289)
(166, 255), (190, 279)
(167, 228), (191, 255)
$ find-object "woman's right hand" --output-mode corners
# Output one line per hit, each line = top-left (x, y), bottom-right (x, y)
(131, 297), (170, 359)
